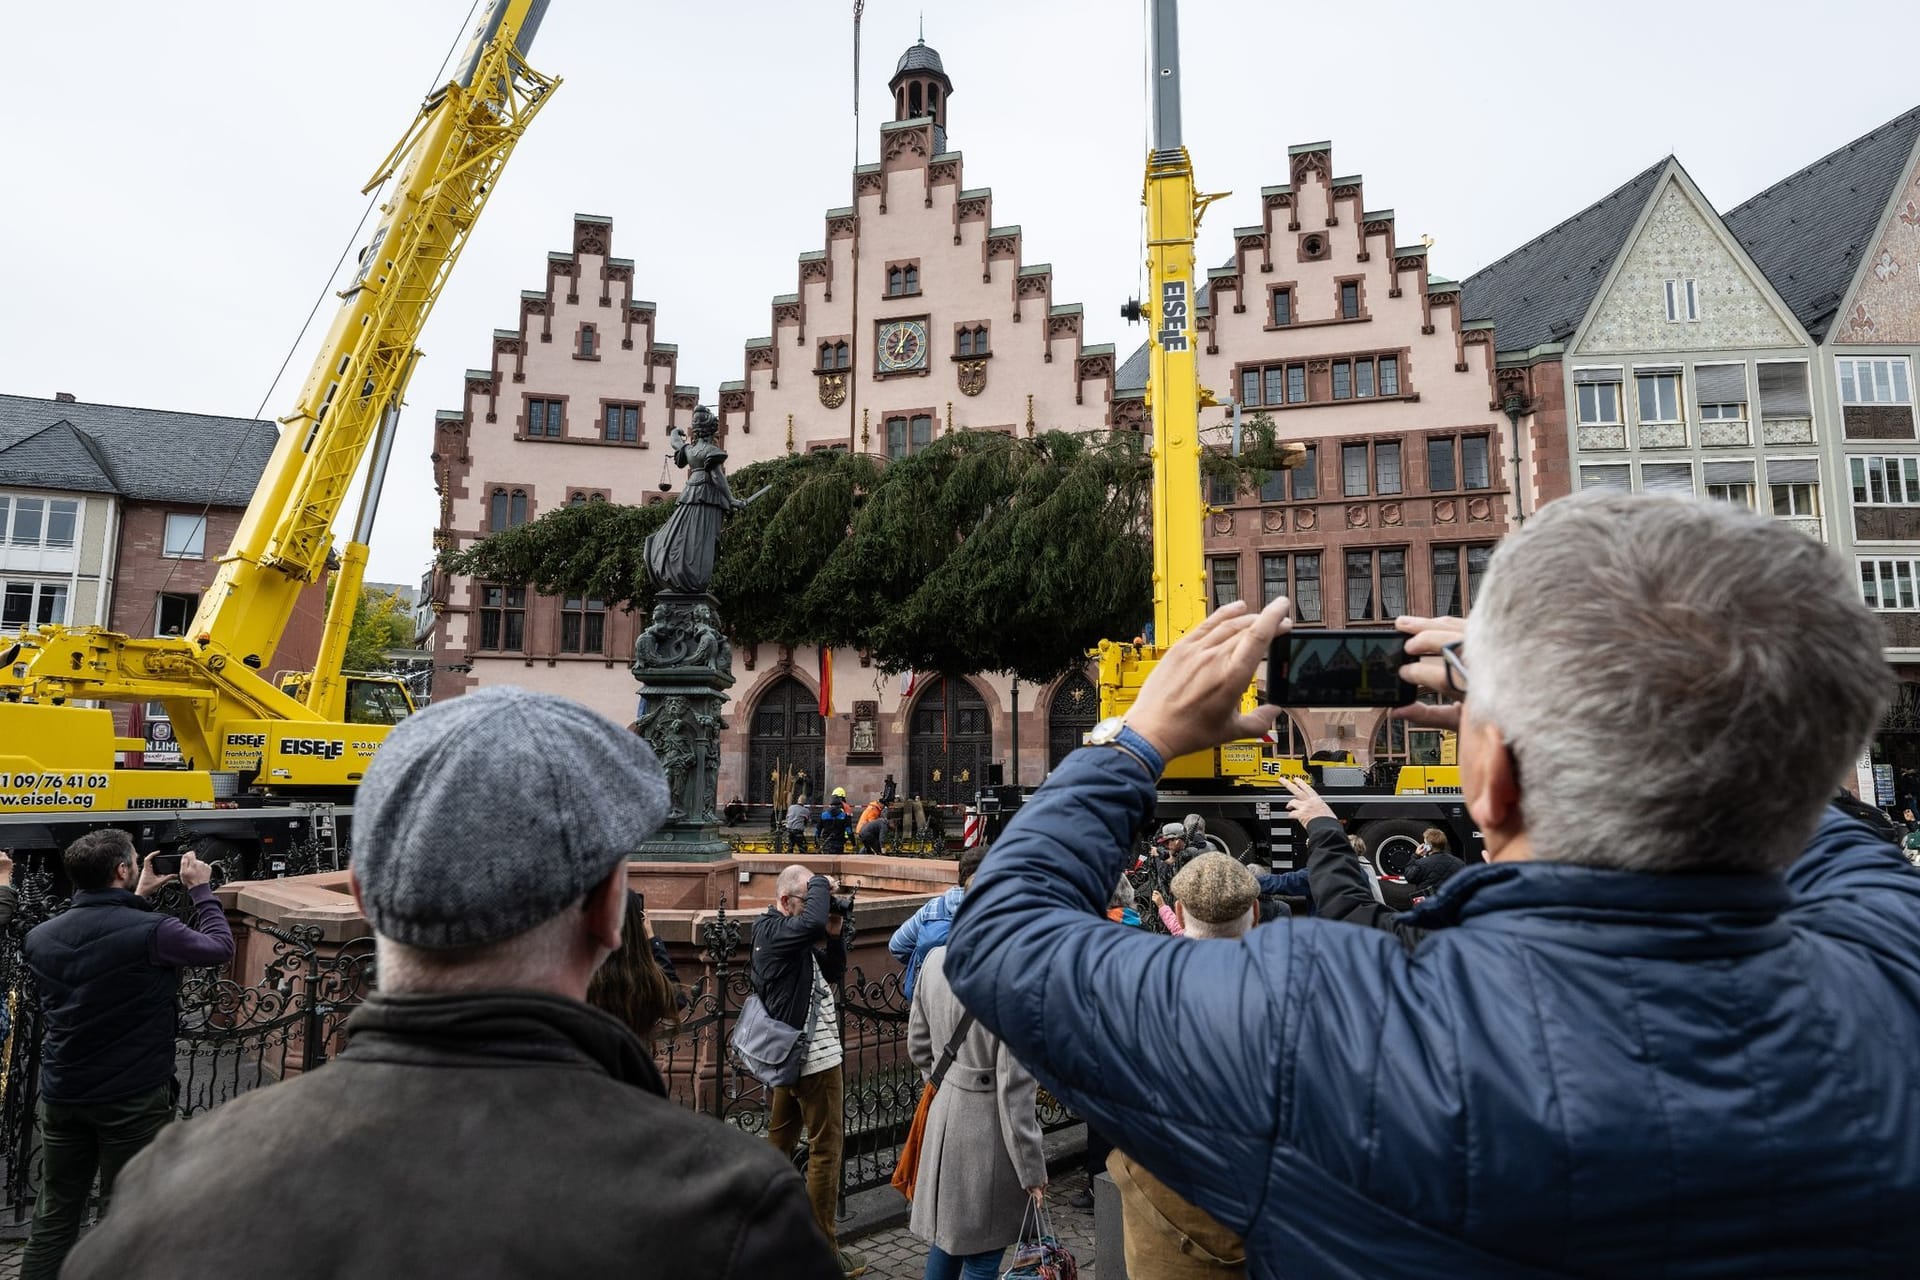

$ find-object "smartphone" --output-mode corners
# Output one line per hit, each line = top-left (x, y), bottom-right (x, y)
(1266, 630), (1418, 708)
(631, 890), (645, 917)
(149, 852), (184, 876)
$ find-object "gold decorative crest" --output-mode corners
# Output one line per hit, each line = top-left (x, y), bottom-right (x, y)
(958, 360), (987, 397)
(818, 373), (847, 409)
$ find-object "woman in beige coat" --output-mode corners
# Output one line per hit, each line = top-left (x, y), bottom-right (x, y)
(907, 948), (1047, 1280)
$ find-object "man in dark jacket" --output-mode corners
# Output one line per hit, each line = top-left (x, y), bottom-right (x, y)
(67, 687), (836, 1280)
(946, 493), (1919, 1277)
(1403, 829), (1465, 895)
(753, 864), (858, 1275)
(19, 831), (231, 1279)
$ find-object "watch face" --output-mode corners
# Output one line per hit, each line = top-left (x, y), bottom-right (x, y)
(1088, 716), (1127, 745)
(877, 319), (929, 373)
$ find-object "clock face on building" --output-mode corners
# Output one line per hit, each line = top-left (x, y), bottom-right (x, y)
(877, 319), (930, 373)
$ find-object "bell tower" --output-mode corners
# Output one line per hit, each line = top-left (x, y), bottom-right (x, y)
(889, 38), (953, 152)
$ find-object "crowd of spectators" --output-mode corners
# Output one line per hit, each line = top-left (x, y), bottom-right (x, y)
(14, 491), (1919, 1279)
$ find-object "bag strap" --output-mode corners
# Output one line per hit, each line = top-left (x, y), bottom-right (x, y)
(929, 1011), (977, 1090)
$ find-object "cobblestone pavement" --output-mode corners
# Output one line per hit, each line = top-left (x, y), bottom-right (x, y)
(848, 1167), (1098, 1279)
(0, 1240), (21, 1278)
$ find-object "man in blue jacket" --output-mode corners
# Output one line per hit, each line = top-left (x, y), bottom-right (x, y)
(946, 492), (1918, 1277)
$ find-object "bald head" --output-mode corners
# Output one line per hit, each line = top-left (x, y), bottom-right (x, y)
(777, 864), (814, 915)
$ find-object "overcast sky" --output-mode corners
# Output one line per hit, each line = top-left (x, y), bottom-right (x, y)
(7, 1), (1912, 586)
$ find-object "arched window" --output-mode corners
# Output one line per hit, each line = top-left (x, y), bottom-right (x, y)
(957, 329), (973, 357)
(972, 326), (989, 353)
(579, 325), (596, 358)
(928, 86), (940, 111)
(508, 489), (527, 527)
(904, 265), (919, 293)
(489, 488), (508, 530)
(887, 267), (904, 295)
(569, 492), (588, 507)
(834, 341), (849, 369)
(909, 82), (923, 117)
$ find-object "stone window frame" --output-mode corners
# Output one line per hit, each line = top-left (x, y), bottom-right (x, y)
(566, 488), (612, 507)
(484, 482), (536, 532)
(558, 593), (609, 655)
(884, 260), (923, 299)
(520, 393), (570, 440)
(575, 322), (601, 361)
(1207, 553), (1241, 611)
(1424, 432), (1494, 493)
(474, 583), (528, 653)
(1343, 546), (1409, 624)
(598, 399), (644, 446)
(882, 408), (938, 459)
(1259, 551), (1323, 622)
(1266, 283), (1297, 330)
(816, 337), (852, 373)
(1336, 275), (1367, 322)
(1430, 543), (1495, 617)
(953, 322), (992, 358)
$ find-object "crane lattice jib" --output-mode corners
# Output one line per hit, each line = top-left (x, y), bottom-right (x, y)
(191, 12), (558, 673)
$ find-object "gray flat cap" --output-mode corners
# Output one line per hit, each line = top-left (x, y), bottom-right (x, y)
(353, 686), (670, 949)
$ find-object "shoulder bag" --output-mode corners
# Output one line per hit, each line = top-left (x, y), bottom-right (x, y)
(889, 1008), (975, 1202)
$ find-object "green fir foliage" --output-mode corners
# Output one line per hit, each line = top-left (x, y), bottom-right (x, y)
(441, 422), (1301, 683)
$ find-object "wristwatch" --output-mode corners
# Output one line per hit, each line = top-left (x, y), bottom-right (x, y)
(1087, 717), (1165, 778)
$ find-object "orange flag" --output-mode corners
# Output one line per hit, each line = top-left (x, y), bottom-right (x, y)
(818, 646), (833, 717)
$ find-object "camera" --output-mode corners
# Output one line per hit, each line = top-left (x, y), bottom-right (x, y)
(828, 893), (856, 917)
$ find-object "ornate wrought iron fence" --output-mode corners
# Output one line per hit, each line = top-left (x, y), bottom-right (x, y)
(0, 866), (376, 1228)
(0, 890), (1069, 1228)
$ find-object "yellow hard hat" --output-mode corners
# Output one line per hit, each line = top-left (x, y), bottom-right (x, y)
(832, 787), (847, 798)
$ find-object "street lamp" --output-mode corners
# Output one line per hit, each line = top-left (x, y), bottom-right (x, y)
(1502, 392), (1528, 529)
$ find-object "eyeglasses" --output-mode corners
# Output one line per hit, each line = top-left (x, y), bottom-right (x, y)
(1440, 639), (1468, 696)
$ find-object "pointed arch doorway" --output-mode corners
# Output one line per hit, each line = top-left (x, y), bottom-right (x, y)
(907, 676), (992, 808)
(746, 675), (825, 805)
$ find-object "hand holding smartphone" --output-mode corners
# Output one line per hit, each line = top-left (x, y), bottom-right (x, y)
(1265, 630), (1419, 708)
(148, 852), (184, 876)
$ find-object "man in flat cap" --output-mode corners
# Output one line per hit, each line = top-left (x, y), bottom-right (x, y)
(67, 688), (839, 1280)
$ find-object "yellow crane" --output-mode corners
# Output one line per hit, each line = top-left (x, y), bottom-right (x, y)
(1092, 0), (1467, 868)
(1096, 0), (1266, 786)
(0, 0), (559, 817)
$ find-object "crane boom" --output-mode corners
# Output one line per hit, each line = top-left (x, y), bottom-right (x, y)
(0, 0), (558, 792)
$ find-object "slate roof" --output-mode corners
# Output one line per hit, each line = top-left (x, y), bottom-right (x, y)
(0, 421), (120, 495)
(1723, 105), (1920, 341)
(1461, 158), (1669, 354)
(0, 394), (278, 507)
(894, 40), (947, 79)
(1116, 340), (1149, 394)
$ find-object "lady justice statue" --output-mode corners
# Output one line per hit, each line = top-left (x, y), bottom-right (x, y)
(630, 405), (760, 856)
(644, 406), (748, 594)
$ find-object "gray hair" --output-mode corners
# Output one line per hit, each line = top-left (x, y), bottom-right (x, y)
(777, 864), (814, 900)
(1184, 906), (1254, 940)
(1467, 492), (1889, 874)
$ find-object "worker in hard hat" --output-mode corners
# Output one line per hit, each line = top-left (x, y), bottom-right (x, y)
(817, 790), (854, 856)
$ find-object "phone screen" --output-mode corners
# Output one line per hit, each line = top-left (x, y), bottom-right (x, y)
(632, 891), (646, 917)
(1266, 630), (1418, 708)
(149, 853), (184, 876)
